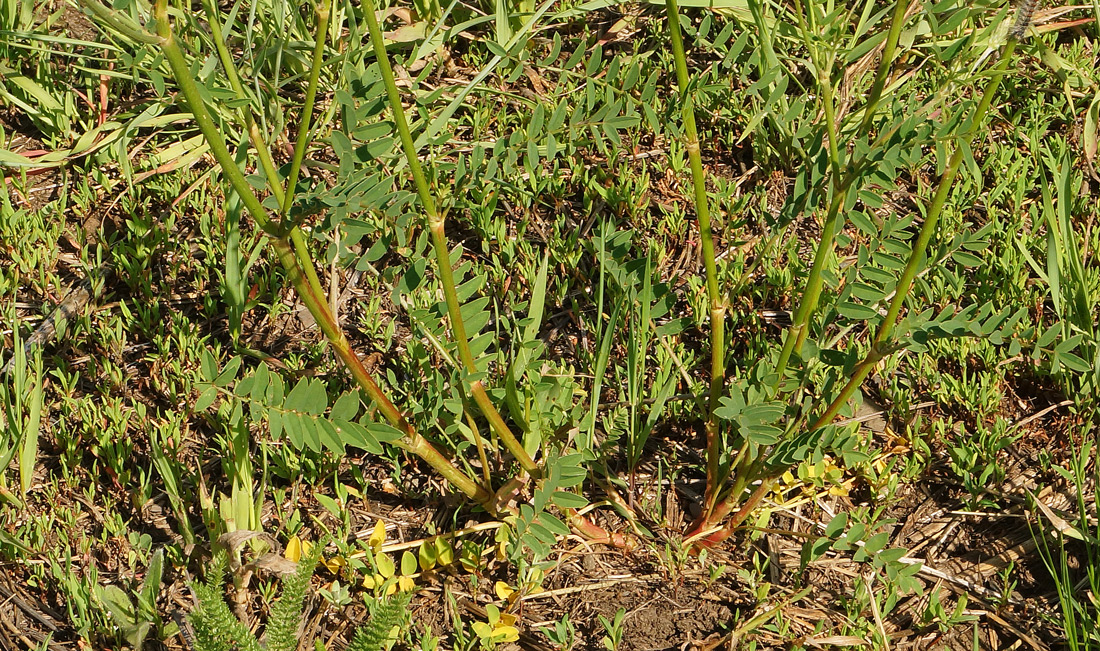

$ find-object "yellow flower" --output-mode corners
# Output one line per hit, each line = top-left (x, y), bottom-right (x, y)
(368, 520), (387, 551)
(322, 554), (347, 574)
(284, 535), (310, 562)
(472, 604), (520, 644)
(494, 581), (515, 601)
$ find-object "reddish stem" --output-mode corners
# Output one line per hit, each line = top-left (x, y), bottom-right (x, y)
(685, 479), (773, 549)
(568, 511), (634, 549)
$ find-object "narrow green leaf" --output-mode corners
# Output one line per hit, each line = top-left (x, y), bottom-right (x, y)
(863, 531), (890, 555)
(251, 363), (270, 403)
(285, 378), (328, 415)
(269, 410), (283, 441)
(333, 419), (382, 455)
(331, 391), (361, 422)
(195, 385), (218, 412)
(299, 415), (323, 453)
(283, 412), (305, 449)
(1036, 323), (1061, 348)
(317, 419), (346, 453)
(214, 355), (243, 387)
(19, 353), (43, 497)
(551, 491), (588, 508)
(367, 421), (406, 444)
(200, 349), (218, 382)
(824, 512), (848, 539)
(837, 301), (880, 321)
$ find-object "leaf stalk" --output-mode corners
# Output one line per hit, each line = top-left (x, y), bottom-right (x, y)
(665, 0), (727, 518)
(812, 38), (1021, 433)
(151, 0), (491, 506)
(360, 0), (538, 475)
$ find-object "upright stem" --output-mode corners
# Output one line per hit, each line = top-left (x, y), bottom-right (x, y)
(691, 6), (1021, 547)
(201, 0), (247, 99)
(201, 0), (282, 206)
(858, 0), (910, 135)
(665, 0), (726, 516)
(152, 0), (491, 506)
(281, 0), (331, 304)
(875, 59), (1017, 341)
(772, 183), (848, 379)
(198, 0), (327, 304)
(772, 0), (847, 382)
(772, 0), (911, 383)
(812, 40), (1019, 431)
(360, 0), (537, 475)
(281, 0), (333, 217)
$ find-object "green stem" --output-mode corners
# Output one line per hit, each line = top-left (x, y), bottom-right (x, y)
(792, 0), (843, 181)
(200, 0), (247, 101)
(289, 229), (327, 302)
(875, 46), (1018, 344)
(698, 6), (1020, 546)
(199, 0), (327, 304)
(771, 0), (848, 383)
(281, 0), (333, 217)
(811, 41), (1019, 431)
(200, 0), (282, 202)
(153, 0), (490, 506)
(79, 0), (160, 44)
(772, 182), (849, 380)
(466, 411), (493, 488)
(665, 0), (726, 517)
(361, 0), (537, 475)
(154, 8), (273, 235)
(773, 0), (912, 381)
(858, 0), (910, 136)
(807, 344), (886, 432)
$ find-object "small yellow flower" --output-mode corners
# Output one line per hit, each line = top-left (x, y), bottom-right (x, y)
(368, 520), (387, 551)
(494, 581), (515, 601)
(285, 535), (311, 562)
(322, 554), (347, 574)
(472, 604), (520, 644)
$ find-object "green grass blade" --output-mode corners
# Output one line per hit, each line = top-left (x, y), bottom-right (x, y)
(417, 0), (557, 150)
(524, 252), (550, 344)
(17, 347), (42, 497)
(585, 304), (621, 456)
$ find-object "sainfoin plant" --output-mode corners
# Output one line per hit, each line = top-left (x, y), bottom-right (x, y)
(671, 0), (1040, 547)
(77, 0), (1039, 556)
